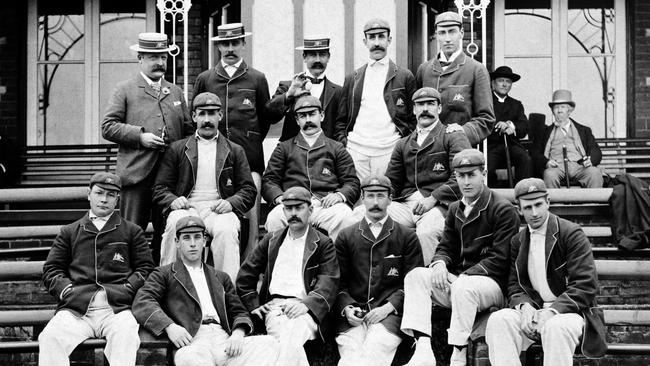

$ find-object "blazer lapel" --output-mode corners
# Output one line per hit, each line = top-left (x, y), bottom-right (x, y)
(463, 187), (491, 225)
(215, 134), (231, 179)
(137, 74), (159, 100)
(545, 214), (560, 271)
(516, 228), (533, 290)
(374, 217), (395, 244)
(302, 227), (320, 274)
(159, 79), (172, 101)
(215, 62), (230, 80)
(384, 60), (398, 86)
(184, 136), (199, 181)
(203, 265), (229, 331)
(352, 66), (366, 111)
(172, 262), (201, 307)
(321, 78), (335, 111)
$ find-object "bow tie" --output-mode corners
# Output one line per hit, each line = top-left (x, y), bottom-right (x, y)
(89, 216), (107, 221)
(151, 83), (161, 95)
(439, 60), (452, 67)
(308, 77), (323, 84)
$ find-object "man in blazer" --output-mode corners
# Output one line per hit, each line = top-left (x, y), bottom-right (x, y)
(153, 92), (256, 282)
(335, 175), (423, 366)
(335, 18), (417, 182)
(415, 12), (494, 146)
(486, 178), (606, 366)
(266, 37), (342, 141)
(236, 187), (340, 366)
(400, 149), (520, 366)
(133, 216), (278, 366)
(39, 173), (155, 366)
(530, 89), (603, 188)
(102, 33), (194, 261)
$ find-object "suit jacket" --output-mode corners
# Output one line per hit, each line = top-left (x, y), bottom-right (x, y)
(416, 53), (495, 146)
(335, 60), (417, 145)
(262, 133), (360, 205)
(432, 187), (520, 291)
(152, 134), (257, 216)
(133, 261), (253, 338)
(236, 226), (340, 328)
(266, 77), (342, 141)
(508, 213), (605, 353)
(43, 212), (154, 316)
(385, 121), (472, 208)
(488, 94), (528, 148)
(102, 74), (194, 186)
(193, 61), (274, 174)
(530, 118), (602, 177)
(335, 217), (423, 335)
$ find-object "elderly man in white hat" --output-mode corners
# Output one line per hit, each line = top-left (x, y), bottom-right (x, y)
(194, 22), (274, 257)
(102, 32), (194, 263)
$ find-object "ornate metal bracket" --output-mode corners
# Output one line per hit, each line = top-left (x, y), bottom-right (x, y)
(157, 0), (192, 102)
(454, 0), (491, 63)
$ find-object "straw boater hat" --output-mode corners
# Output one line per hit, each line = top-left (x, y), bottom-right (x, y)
(211, 23), (252, 41)
(129, 33), (175, 53)
(295, 38), (330, 51)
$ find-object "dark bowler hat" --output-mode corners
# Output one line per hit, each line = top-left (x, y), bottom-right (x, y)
(363, 18), (391, 34)
(90, 172), (121, 191)
(129, 32), (175, 53)
(514, 178), (548, 200)
(360, 175), (392, 193)
(193, 92), (222, 110)
(294, 95), (322, 113)
(296, 38), (330, 51)
(452, 149), (485, 173)
(490, 66), (521, 82)
(211, 23), (252, 42)
(282, 187), (312, 206)
(435, 12), (462, 29)
(175, 216), (206, 235)
(548, 89), (576, 108)
(412, 87), (441, 103)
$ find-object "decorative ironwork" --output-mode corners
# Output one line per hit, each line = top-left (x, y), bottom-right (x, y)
(157, 0), (192, 102)
(454, 0), (491, 62)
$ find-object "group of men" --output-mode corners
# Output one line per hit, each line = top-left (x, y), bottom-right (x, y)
(37, 10), (606, 366)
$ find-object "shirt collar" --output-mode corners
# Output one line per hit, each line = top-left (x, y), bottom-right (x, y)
(88, 210), (113, 221)
(528, 215), (550, 235)
(417, 121), (438, 134)
(140, 72), (161, 86)
(493, 92), (507, 103)
(195, 131), (219, 142)
(221, 59), (243, 70)
(369, 55), (389, 67)
(365, 214), (389, 227)
(300, 130), (322, 141)
(439, 48), (462, 64)
(183, 261), (203, 273)
(461, 195), (480, 210)
(287, 229), (309, 241)
(306, 71), (326, 81)
(554, 119), (572, 132)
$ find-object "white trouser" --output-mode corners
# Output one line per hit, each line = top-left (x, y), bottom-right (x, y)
(336, 323), (402, 366)
(263, 300), (318, 366)
(265, 199), (356, 241)
(160, 201), (241, 282)
(401, 268), (505, 346)
(486, 308), (583, 366)
(38, 297), (139, 366)
(174, 323), (278, 366)
(347, 148), (394, 183)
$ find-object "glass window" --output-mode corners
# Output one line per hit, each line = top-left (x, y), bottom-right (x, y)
(37, 0), (85, 61)
(505, 0), (551, 55)
(100, 0), (146, 60)
(37, 64), (85, 144)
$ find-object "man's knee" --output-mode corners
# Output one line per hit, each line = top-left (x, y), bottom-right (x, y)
(165, 209), (191, 230)
(540, 315), (580, 339)
(487, 309), (520, 331)
(175, 348), (212, 366)
(405, 267), (431, 286)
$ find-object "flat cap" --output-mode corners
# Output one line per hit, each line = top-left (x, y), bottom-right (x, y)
(452, 149), (485, 173)
(435, 11), (463, 29)
(175, 216), (206, 235)
(360, 174), (392, 192)
(412, 87), (441, 103)
(294, 95), (322, 113)
(514, 178), (549, 200)
(193, 92), (222, 110)
(90, 172), (121, 191)
(282, 186), (312, 206)
(363, 18), (391, 34)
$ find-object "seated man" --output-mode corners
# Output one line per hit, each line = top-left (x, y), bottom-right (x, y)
(262, 95), (360, 240)
(400, 149), (520, 366)
(530, 89), (603, 188)
(236, 186), (339, 366)
(486, 178), (606, 366)
(335, 175), (423, 366)
(40, 172), (154, 366)
(153, 92), (256, 281)
(133, 216), (278, 366)
(487, 66), (532, 186)
(381, 87), (471, 264)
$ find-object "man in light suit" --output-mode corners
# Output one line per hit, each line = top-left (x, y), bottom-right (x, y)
(266, 37), (342, 141)
(102, 32), (194, 262)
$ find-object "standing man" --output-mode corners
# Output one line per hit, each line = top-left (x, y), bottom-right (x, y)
(530, 89), (603, 188)
(487, 66), (532, 186)
(486, 178), (606, 366)
(102, 32), (194, 262)
(194, 23), (273, 254)
(266, 37), (342, 141)
(400, 149), (520, 366)
(335, 18), (417, 182)
(153, 92), (256, 281)
(415, 12), (494, 146)
(236, 186), (340, 366)
(335, 175), (423, 366)
(39, 172), (155, 366)
(263, 95), (359, 241)
(383, 87), (472, 263)
(133, 216), (278, 366)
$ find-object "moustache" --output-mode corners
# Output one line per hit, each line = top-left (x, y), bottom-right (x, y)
(418, 112), (435, 119)
(152, 66), (166, 72)
(371, 46), (385, 52)
(224, 52), (236, 57)
(302, 122), (318, 130)
(311, 62), (324, 69)
(368, 206), (383, 212)
(288, 217), (302, 224)
(200, 122), (215, 128)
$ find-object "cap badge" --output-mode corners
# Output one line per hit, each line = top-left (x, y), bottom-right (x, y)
(226, 30), (234, 36)
(315, 41), (322, 46)
(156, 42), (165, 48)
(528, 186), (538, 193)
(188, 220), (196, 226)
(106, 178), (114, 184)
(461, 158), (470, 165)
(373, 23), (380, 28)
(370, 179), (379, 184)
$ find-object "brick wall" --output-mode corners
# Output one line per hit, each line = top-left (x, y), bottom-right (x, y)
(633, 0), (650, 137)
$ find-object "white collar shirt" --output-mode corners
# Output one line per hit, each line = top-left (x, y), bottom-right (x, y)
(438, 48), (462, 70)
(460, 196), (479, 218)
(221, 59), (243, 77)
(184, 263), (221, 322)
(365, 215), (389, 238)
(416, 121), (438, 146)
(306, 71), (325, 100)
(269, 230), (308, 299)
(527, 216), (556, 303)
(88, 211), (114, 231)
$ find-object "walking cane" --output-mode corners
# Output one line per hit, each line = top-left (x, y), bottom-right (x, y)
(562, 145), (571, 188)
(503, 134), (514, 188)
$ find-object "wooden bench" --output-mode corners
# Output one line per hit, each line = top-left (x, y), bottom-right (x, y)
(598, 138), (650, 182)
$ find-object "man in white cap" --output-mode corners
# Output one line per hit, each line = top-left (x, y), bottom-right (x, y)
(102, 32), (194, 262)
(415, 12), (494, 146)
(267, 37), (343, 141)
(194, 22), (273, 257)
(335, 18), (417, 182)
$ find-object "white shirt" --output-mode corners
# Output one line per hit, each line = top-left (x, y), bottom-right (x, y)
(416, 121), (438, 146)
(88, 211), (114, 231)
(189, 133), (220, 202)
(527, 216), (556, 303)
(300, 130), (322, 147)
(366, 215), (389, 238)
(269, 230), (308, 299)
(306, 71), (325, 100)
(438, 48), (462, 70)
(140, 71), (162, 89)
(221, 59), (243, 77)
(493, 92), (507, 103)
(460, 195), (479, 218)
(184, 263), (221, 322)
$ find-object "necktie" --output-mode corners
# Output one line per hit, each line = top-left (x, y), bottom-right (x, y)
(151, 83), (161, 96)
(308, 77), (323, 84)
(439, 60), (452, 67)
